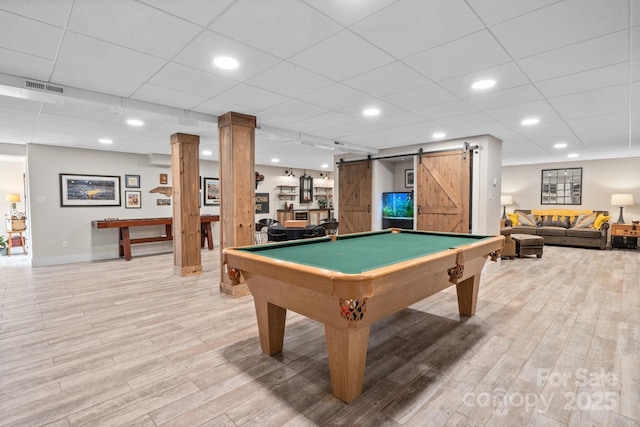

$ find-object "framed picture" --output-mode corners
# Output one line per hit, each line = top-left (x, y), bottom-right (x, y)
(405, 169), (414, 188)
(160, 173), (168, 184)
(541, 167), (582, 205)
(125, 174), (140, 188)
(125, 190), (141, 209)
(59, 173), (121, 207)
(204, 177), (220, 205)
(157, 199), (171, 206)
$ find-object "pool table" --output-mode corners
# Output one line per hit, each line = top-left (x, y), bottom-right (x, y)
(223, 229), (504, 403)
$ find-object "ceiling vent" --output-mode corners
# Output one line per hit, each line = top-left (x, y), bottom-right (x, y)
(23, 79), (65, 95)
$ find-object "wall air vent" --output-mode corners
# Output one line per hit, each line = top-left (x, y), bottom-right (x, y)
(23, 79), (65, 94)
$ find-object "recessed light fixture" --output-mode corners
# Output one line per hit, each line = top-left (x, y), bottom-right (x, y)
(271, 158), (280, 163)
(568, 153), (579, 158)
(321, 164), (329, 169)
(213, 56), (239, 70)
(554, 142), (567, 149)
(126, 119), (144, 127)
(363, 107), (380, 117)
(471, 79), (496, 90)
(432, 132), (446, 139)
(202, 150), (212, 156)
(98, 138), (112, 144)
(521, 117), (539, 126)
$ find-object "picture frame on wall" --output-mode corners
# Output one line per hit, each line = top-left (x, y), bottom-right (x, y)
(59, 173), (121, 207)
(203, 177), (220, 205)
(405, 169), (414, 188)
(125, 190), (141, 209)
(159, 173), (168, 184)
(125, 174), (140, 188)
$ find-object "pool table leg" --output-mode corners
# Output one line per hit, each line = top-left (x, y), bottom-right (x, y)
(324, 325), (371, 403)
(456, 273), (480, 316)
(253, 298), (287, 355)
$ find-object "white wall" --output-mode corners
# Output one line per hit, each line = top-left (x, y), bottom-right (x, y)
(26, 144), (221, 266)
(502, 157), (640, 222)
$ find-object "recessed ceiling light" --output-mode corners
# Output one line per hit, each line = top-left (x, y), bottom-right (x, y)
(363, 107), (380, 117)
(432, 132), (446, 139)
(321, 164), (329, 169)
(568, 153), (579, 158)
(471, 79), (496, 90)
(271, 158), (280, 163)
(213, 56), (239, 70)
(126, 119), (144, 127)
(98, 138), (112, 144)
(554, 142), (567, 149)
(202, 150), (212, 156)
(521, 118), (539, 126)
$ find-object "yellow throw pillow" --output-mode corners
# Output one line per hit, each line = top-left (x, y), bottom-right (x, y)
(508, 213), (518, 226)
(594, 214), (611, 230)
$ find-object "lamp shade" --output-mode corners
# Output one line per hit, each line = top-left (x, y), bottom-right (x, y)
(5, 193), (20, 203)
(610, 193), (634, 206)
(500, 195), (513, 206)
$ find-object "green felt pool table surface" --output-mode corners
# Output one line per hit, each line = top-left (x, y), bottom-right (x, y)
(238, 229), (494, 274)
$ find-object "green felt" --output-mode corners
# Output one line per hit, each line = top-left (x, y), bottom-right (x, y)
(239, 230), (489, 274)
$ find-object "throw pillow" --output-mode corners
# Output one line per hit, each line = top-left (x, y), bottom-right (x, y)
(541, 215), (571, 228)
(574, 212), (597, 228)
(508, 213), (519, 226)
(517, 212), (537, 227)
(594, 214), (611, 230)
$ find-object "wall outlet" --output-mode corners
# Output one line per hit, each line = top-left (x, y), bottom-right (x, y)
(62, 241), (68, 248)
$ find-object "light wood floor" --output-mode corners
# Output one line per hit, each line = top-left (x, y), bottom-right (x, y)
(1, 245), (638, 427)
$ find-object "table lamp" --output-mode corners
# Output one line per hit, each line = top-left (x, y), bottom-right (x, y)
(500, 195), (513, 220)
(5, 193), (20, 216)
(610, 193), (634, 224)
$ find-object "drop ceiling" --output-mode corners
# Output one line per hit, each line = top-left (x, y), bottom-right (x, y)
(0, 0), (637, 171)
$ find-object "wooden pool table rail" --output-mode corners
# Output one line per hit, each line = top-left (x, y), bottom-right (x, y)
(92, 216), (219, 260)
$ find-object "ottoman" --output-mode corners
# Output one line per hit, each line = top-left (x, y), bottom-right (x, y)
(511, 234), (544, 258)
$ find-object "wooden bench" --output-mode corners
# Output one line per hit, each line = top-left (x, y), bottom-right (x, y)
(92, 216), (219, 260)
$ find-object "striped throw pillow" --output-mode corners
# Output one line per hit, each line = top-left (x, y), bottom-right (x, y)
(574, 212), (597, 228)
(517, 212), (537, 227)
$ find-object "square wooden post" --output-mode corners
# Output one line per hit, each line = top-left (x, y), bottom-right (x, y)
(171, 133), (202, 276)
(218, 112), (256, 297)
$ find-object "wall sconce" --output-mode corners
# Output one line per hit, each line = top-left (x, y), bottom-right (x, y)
(5, 193), (20, 216)
(611, 193), (634, 223)
(500, 194), (513, 220)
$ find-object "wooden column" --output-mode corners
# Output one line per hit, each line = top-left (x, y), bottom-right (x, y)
(218, 112), (256, 297)
(171, 133), (202, 276)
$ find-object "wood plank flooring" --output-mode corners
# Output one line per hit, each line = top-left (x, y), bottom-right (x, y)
(1, 246), (639, 426)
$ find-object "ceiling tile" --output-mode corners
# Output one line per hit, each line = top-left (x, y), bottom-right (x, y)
(549, 85), (630, 120)
(138, 0), (235, 27)
(246, 61), (333, 98)
(491, 0), (629, 59)
(438, 111), (509, 134)
(297, 83), (371, 110)
(211, 0), (342, 59)
(173, 30), (281, 81)
(132, 83), (209, 110)
(288, 30), (395, 81)
(404, 30), (511, 82)
(51, 32), (166, 97)
(301, 0), (398, 26)
(214, 84), (290, 111)
(518, 30), (629, 82)
(343, 62), (432, 97)
(438, 61), (530, 98)
(536, 62), (629, 98)
(68, 0), (202, 59)
(382, 83), (457, 110)
(465, 0), (561, 27)
(486, 100), (556, 121)
(465, 84), (543, 110)
(351, 0), (484, 58)
(0, 0), (74, 27)
(0, 11), (62, 59)
(147, 62), (237, 98)
(414, 100), (478, 120)
(259, 99), (329, 122)
(0, 48), (53, 81)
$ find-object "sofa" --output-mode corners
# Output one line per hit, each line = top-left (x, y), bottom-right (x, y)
(506, 209), (610, 250)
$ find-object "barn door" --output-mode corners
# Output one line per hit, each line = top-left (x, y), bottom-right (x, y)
(338, 161), (372, 234)
(416, 150), (471, 233)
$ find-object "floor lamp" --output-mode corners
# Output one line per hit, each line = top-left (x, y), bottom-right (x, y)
(610, 193), (634, 224)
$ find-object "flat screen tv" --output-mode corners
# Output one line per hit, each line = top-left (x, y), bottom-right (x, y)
(382, 192), (414, 219)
